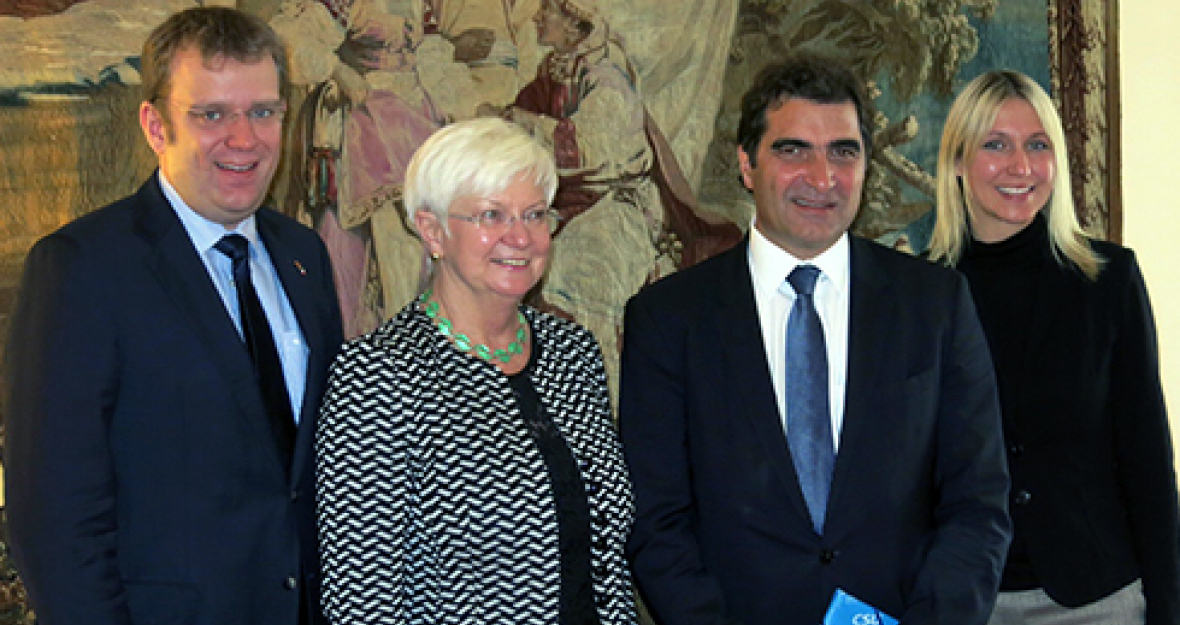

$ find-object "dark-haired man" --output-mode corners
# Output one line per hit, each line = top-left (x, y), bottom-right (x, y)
(620, 55), (1012, 625)
(5, 7), (343, 624)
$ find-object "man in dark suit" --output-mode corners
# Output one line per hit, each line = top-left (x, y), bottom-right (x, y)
(619, 55), (1012, 625)
(4, 7), (343, 624)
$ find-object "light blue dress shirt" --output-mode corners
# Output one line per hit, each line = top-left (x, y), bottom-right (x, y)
(159, 173), (310, 421)
(748, 224), (850, 451)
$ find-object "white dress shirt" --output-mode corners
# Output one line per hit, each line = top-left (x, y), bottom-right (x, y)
(748, 226), (850, 450)
(159, 172), (310, 420)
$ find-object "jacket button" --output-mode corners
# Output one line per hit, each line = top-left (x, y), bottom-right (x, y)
(284, 576), (298, 590)
(290, 490), (300, 502)
(819, 549), (837, 565)
(1013, 489), (1032, 505)
(1008, 443), (1025, 456)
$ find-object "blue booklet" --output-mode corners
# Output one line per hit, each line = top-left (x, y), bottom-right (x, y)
(823, 588), (898, 625)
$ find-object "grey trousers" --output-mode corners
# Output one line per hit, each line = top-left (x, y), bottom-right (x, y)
(987, 580), (1145, 625)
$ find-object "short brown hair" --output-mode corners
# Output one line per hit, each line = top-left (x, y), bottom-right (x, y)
(141, 7), (289, 114)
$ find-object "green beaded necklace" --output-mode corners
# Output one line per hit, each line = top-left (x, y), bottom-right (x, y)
(420, 289), (527, 364)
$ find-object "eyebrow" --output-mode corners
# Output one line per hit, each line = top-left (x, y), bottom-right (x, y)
(830, 138), (862, 152)
(475, 198), (550, 211)
(770, 138), (811, 151)
(984, 130), (1051, 141)
(768, 138), (862, 151)
(187, 99), (286, 110)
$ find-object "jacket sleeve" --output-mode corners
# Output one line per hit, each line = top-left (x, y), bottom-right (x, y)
(1109, 252), (1180, 625)
(4, 234), (134, 625)
(619, 293), (742, 625)
(316, 338), (413, 623)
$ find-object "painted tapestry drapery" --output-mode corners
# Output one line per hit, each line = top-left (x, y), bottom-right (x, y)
(0, 1), (1119, 621)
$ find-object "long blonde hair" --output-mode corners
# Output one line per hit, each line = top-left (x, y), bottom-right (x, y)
(928, 70), (1103, 279)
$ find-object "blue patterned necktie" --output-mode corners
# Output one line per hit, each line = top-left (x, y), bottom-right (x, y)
(215, 234), (296, 473)
(786, 264), (834, 534)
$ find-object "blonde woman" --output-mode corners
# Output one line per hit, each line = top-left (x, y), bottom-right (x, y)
(930, 70), (1178, 625)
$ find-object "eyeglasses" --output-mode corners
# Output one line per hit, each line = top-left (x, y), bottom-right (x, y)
(180, 101), (288, 130)
(449, 207), (561, 234)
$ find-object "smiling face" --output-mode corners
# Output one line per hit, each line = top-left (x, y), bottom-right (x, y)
(962, 97), (1056, 242)
(139, 46), (282, 228)
(417, 174), (552, 308)
(738, 97), (865, 260)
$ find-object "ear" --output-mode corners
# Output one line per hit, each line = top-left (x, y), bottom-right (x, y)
(414, 210), (447, 257)
(737, 147), (754, 190)
(139, 101), (169, 156)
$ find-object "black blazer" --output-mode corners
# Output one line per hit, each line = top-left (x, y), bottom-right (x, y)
(620, 236), (1012, 625)
(961, 235), (1179, 623)
(4, 175), (344, 625)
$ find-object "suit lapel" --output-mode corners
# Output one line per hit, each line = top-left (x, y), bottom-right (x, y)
(256, 209), (324, 483)
(827, 238), (893, 526)
(712, 242), (815, 524)
(133, 177), (290, 479)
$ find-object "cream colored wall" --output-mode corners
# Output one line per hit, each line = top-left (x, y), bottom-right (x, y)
(1121, 1), (1180, 456)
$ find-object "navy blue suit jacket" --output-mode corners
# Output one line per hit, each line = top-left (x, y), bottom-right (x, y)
(620, 236), (1011, 625)
(4, 175), (344, 624)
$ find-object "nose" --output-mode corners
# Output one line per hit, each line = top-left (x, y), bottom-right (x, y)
(500, 216), (537, 247)
(803, 155), (835, 192)
(1008, 149), (1032, 175)
(224, 112), (260, 148)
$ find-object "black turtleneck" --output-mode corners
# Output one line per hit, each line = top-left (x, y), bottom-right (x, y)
(957, 212), (1053, 590)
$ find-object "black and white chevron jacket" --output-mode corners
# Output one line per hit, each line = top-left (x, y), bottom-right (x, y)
(316, 302), (636, 625)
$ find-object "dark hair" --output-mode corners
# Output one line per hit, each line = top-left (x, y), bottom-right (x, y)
(141, 7), (289, 117)
(736, 54), (873, 166)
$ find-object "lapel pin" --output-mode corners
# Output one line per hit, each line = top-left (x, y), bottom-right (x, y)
(294, 260), (306, 275)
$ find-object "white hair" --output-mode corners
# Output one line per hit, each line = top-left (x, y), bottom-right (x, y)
(404, 118), (558, 230)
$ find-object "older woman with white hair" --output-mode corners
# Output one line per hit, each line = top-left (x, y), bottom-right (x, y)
(315, 117), (636, 625)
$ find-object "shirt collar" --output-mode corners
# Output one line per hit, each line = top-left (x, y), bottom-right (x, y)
(748, 225), (850, 298)
(158, 170), (260, 254)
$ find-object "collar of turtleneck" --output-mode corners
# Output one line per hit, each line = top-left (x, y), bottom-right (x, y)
(962, 212), (1051, 271)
